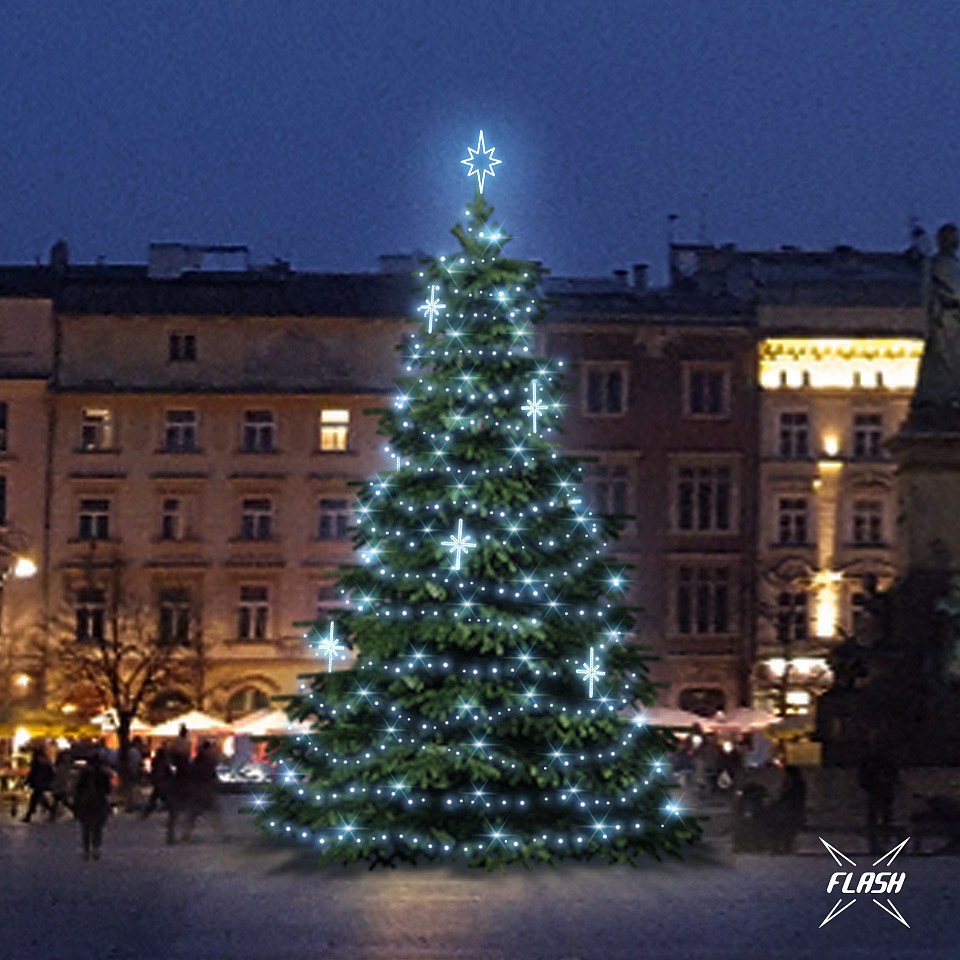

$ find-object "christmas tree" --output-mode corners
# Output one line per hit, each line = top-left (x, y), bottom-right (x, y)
(255, 132), (700, 866)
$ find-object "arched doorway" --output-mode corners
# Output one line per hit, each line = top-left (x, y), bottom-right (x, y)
(225, 686), (270, 720)
(678, 687), (727, 718)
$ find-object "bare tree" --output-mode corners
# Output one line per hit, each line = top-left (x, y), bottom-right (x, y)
(48, 558), (195, 786)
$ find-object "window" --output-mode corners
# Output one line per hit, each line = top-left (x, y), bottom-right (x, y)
(777, 497), (809, 545)
(240, 498), (273, 541)
(319, 409), (350, 452)
(0, 476), (5, 525)
(778, 412), (809, 459)
(160, 498), (183, 541)
(852, 499), (884, 546)
(676, 465), (732, 532)
(226, 687), (270, 718)
(317, 498), (351, 540)
(676, 567), (731, 635)
(158, 588), (192, 645)
(850, 591), (869, 637)
(81, 409), (114, 451)
(0, 401), (7, 452)
(587, 464), (630, 515)
(776, 590), (809, 644)
(853, 412), (884, 459)
(242, 410), (276, 452)
(75, 588), (106, 643)
(678, 687), (726, 717)
(169, 333), (197, 363)
(315, 581), (343, 619)
(585, 366), (626, 415)
(164, 410), (198, 452)
(237, 586), (269, 641)
(78, 498), (111, 541)
(685, 365), (729, 416)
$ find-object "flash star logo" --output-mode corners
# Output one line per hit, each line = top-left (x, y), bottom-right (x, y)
(819, 837), (910, 929)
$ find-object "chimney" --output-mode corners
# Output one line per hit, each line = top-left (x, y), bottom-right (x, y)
(49, 238), (70, 272)
(632, 263), (649, 291)
(612, 269), (629, 288)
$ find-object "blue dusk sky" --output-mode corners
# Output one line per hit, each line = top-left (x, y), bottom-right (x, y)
(1, 0), (958, 281)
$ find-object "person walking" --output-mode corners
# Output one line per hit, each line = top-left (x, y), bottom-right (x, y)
(48, 749), (74, 822)
(21, 744), (54, 823)
(73, 754), (112, 861)
(182, 740), (226, 843)
(142, 746), (172, 819)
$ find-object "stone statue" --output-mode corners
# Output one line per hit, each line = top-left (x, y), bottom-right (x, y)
(911, 223), (960, 428)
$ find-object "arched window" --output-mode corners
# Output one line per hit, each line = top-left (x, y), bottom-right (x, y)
(226, 687), (270, 719)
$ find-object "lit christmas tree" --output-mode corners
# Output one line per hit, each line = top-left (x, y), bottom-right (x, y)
(255, 132), (700, 866)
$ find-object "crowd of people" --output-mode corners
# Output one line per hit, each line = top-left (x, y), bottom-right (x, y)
(15, 724), (229, 860)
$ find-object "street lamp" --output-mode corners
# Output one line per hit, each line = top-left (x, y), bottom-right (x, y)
(0, 552), (38, 709)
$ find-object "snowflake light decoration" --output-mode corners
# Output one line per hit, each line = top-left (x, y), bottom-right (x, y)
(521, 380), (546, 434)
(316, 622), (345, 673)
(461, 130), (502, 194)
(441, 518), (477, 571)
(417, 284), (446, 334)
(576, 646), (605, 699)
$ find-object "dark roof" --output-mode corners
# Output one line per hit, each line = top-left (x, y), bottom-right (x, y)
(0, 266), (55, 298)
(54, 269), (418, 317)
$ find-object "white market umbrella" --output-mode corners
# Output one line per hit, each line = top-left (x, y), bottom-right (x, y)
(703, 708), (781, 733)
(233, 708), (310, 736)
(149, 710), (233, 738)
(632, 706), (703, 729)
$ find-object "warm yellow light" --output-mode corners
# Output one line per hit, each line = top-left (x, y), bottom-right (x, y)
(14, 673), (30, 688)
(786, 690), (811, 705)
(13, 727), (30, 751)
(814, 571), (841, 637)
(765, 657), (829, 676)
(61, 703), (77, 715)
(822, 434), (839, 457)
(13, 556), (37, 579)
(759, 337), (922, 391)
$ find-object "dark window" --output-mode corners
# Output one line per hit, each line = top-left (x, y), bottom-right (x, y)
(160, 498), (183, 541)
(588, 464), (630, 515)
(677, 466), (732, 532)
(242, 410), (276, 452)
(164, 410), (198, 452)
(776, 591), (809, 644)
(169, 333), (197, 363)
(687, 368), (728, 416)
(158, 588), (192, 645)
(853, 413), (884, 459)
(317, 498), (351, 540)
(240, 498), (273, 540)
(585, 367), (626, 415)
(0, 402), (7, 452)
(777, 497), (808, 545)
(778, 412), (810, 459)
(676, 567), (731, 635)
(678, 687), (727, 718)
(0, 476), (6, 525)
(238, 586), (269, 641)
(852, 499), (884, 545)
(78, 499), (111, 540)
(80, 409), (114, 451)
(226, 687), (270, 718)
(75, 588), (106, 643)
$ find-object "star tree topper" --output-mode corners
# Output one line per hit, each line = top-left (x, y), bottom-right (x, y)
(461, 130), (502, 194)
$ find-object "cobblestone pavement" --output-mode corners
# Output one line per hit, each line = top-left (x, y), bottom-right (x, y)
(0, 805), (956, 960)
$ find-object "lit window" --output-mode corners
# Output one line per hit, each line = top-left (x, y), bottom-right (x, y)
(853, 412), (884, 459)
(242, 410), (276, 453)
(81, 409), (114, 451)
(676, 465), (732, 532)
(169, 333), (197, 363)
(777, 497), (808, 545)
(317, 498), (352, 540)
(852, 499), (884, 546)
(676, 567), (731, 635)
(164, 410), (198, 452)
(319, 409), (350, 451)
(240, 498), (273, 541)
(78, 498), (111, 541)
(584, 366), (626, 415)
(158, 588), (192, 645)
(685, 365), (729, 417)
(75, 587), (106, 643)
(237, 585), (269, 641)
(778, 412), (809, 459)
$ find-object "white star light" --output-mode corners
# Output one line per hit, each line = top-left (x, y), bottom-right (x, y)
(418, 284), (446, 334)
(521, 380), (546, 434)
(461, 130), (502, 194)
(441, 518), (477, 571)
(316, 622), (345, 673)
(576, 646), (605, 699)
